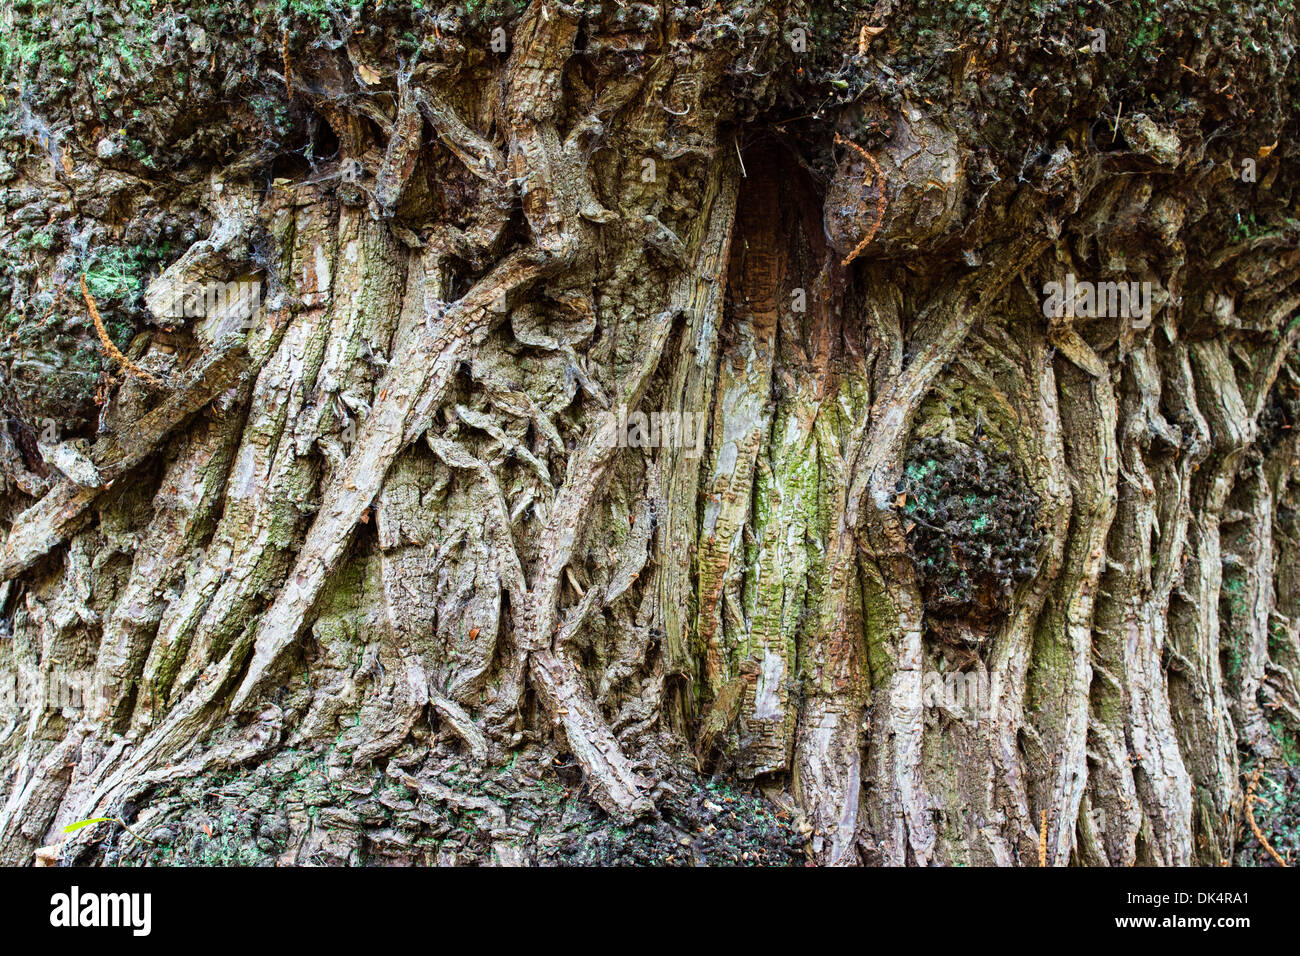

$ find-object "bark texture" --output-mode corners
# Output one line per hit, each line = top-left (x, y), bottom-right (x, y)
(1, 0), (1298, 866)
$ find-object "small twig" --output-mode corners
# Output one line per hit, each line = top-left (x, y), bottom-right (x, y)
(282, 29), (293, 98)
(1246, 770), (1288, 866)
(81, 275), (166, 389)
(1038, 809), (1048, 866)
(116, 816), (157, 846)
(564, 565), (585, 598)
(37, 280), (67, 326)
(833, 133), (887, 267)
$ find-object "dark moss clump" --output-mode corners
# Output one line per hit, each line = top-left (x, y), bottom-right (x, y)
(899, 436), (1043, 638)
(1237, 765), (1300, 867)
(544, 779), (804, 867)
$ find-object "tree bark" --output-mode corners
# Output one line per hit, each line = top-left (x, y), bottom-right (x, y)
(1, 0), (1298, 866)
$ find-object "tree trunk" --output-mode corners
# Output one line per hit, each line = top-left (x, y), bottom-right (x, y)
(1, 0), (1298, 866)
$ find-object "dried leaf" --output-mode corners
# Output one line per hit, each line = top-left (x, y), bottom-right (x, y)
(858, 24), (886, 54)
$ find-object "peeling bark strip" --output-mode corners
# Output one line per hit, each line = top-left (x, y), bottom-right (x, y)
(3, 0), (1300, 867)
(698, 146), (787, 698)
